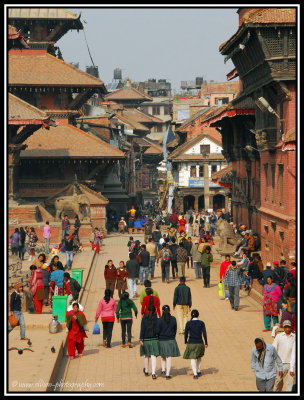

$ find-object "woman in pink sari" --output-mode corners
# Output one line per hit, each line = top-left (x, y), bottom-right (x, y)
(262, 276), (282, 332)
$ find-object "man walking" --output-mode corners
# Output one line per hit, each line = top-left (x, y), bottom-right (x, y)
(201, 246), (213, 288)
(139, 244), (150, 285)
(224, 260), (242, 310)
(126, 253), (140, 299)
(152, 225), (162, 250)
(169, 237), (179, 279)
(9, 282), (28, 340)
(146, 238), (158, 279)
(251, 337), (283, 392)
(173, 276), (192, 334)
(191, 240), (202, 279)
(176, 242), (188, 278)
(62, 215), (70, 241)
(43, 221), (51, 254)
(272, 320), (296, 392)
(63, 233), (74, 270)
(156, 243), (173, 284)
(220, 254), (232, 300)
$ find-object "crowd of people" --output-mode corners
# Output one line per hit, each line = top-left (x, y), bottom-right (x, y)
(8, 205), (296, 391)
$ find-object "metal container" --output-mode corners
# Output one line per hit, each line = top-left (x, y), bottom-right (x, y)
(49, 315), (61, 334)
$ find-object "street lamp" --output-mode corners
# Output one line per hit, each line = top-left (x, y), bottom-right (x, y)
(201, 146), (210, 210)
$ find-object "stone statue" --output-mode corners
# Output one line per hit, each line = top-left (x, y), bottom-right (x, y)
(55, 193), (91, 221)
(215, 219), (241, 255)
(256, 131), (268, 150)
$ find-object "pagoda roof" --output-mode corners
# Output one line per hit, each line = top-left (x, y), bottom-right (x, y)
(8, 93), (49, 124)
(9, 52), (106, 89)
(105, 87), (153, 102)
(20, 124), (125, 159)
(8, 8), (82, 23)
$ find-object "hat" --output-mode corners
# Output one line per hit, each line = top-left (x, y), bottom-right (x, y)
(14, 282), (23, 290)
(273, 260), (279, 266)
(283, 320), (292, 327)
(266, 262), (271, 267)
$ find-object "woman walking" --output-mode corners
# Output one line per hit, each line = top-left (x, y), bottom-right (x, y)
(29, 227), (38, 262)
(263, 276), (282, 332)
(10, 228), (20, 256)
(156, 305), (180, 379)
(116, 261), (129, 299)
(66, 302), (88, 360)
(141, 287), (161, 317)
(116, 291), (138, 348)
(49, 263), (65, 307)
(183, 309), (208, 379)
(29, 264), (45, 314)
(91, 227), (103, 254)
(95, 289), (117, 348)
(139, 304), (160, 379)
(104, 260), (117, 298)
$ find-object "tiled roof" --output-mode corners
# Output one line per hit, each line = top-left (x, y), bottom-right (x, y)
(20, 124), (125, 158)
(211, 164), (233, 180)
(168, 133), (222, 161)
(115, 109), (163, 132)
(9, 53), (106, 88)
(219, 8), (296, 52)
(171, 154), (225, 161)
(8, 93), (48, 123)
(105, 87), (153, 101)
(8, 8), (81, 20)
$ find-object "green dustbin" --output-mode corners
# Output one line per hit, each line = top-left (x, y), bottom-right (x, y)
(52, 295), (68, 323)
(71, 269), (83, 286)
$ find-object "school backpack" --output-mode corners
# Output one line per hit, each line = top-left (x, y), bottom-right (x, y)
(163, 249), (171, 262)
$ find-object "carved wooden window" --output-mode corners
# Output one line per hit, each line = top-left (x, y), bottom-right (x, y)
(278, 164), (284, 207)
(262, 28), (283, 57)
(271, 164), (276, 205)
(263, 163), (268, 203)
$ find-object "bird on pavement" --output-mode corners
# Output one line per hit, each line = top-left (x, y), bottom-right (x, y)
(27, 339), (32, 346)
(9, 347), (34, 355)
(51, 346), (56, 353)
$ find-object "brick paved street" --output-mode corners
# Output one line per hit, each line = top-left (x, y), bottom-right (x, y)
(59, 233), (273, 393)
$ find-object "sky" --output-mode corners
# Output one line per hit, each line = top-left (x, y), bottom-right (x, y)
(57, 6), (239, 91)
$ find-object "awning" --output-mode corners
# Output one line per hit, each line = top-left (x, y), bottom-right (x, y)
(203, 108), (255, 127)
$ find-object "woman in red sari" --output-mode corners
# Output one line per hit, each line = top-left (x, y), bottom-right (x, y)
(29, 265), (45, 314)
(66, 303), (88, 360)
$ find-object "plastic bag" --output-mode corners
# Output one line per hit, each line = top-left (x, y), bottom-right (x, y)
(92, 322), (100, 335)
(218, 282), (224, 297)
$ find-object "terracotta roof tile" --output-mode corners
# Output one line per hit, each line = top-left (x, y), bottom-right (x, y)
(115, 109), (163, 132)
(105, 87), (153, 101)
(8, 93), (48, 122)
(20, 124), (125, 158)
(211, 164), (233, 180)
(282, 127), (296, 143)
(9, 53), (106, 88)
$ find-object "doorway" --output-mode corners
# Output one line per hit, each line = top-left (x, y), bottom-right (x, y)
(213, 194), (225, 211)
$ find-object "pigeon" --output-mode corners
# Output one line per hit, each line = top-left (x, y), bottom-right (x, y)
(51, 346), (56, 353)
(27, 339), (32, 346)
(9, 347), (34, 355)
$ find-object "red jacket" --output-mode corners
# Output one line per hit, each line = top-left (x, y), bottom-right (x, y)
(220, 260), (231, 280)
(104, 266), (117, 281)
(116, 268), (129, 281)
(170, 213), (178, 223)
(141, 295), (161, 317)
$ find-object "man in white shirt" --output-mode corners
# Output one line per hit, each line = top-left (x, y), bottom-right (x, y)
(272, 320), (296, 392)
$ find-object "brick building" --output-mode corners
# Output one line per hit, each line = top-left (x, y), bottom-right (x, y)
(203, 7), (296, 264)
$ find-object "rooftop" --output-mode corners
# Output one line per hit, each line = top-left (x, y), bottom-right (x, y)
(9, 53), (106, 89)
(8, 8), (82, 21)
(105, 87), (153, 102)
(8, 93), (48, 123)
(20, 124), (125, 159)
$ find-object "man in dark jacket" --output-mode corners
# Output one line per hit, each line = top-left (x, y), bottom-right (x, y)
(139, 244), (150, 284)
(169, 238), (179, 279)
(63, 234), (74, 270)
(273, 260), (289, 290)
(126, 253), (140, 299)
(176, 243), (188, 278)
(64, 272), (81, 306)
(152, 226), (162, 250)
(258, 262), (274, 286)
(9, 282), (27, 339)
(173, 276), (192, 334)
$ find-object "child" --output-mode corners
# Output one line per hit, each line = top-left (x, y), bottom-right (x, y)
(127, 236), (136, 254)
(104, 260), (117, 297)
(116, 261), (129, 299)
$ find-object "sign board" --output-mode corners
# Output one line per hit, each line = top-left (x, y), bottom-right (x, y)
(188, 178), (221, 188)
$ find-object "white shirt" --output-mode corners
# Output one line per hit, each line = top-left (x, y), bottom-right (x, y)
(159, 238), (165, 245)
(289, 342), (296, 372)
(272, 332), (295, 364)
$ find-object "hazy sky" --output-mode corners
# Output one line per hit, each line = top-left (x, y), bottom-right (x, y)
(57, 7), (239, 91)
